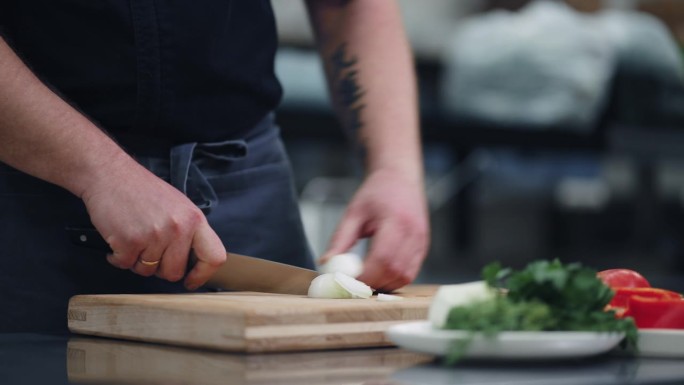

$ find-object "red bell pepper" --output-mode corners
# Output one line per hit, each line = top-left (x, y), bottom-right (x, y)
(624, 296), (684, 329)
(610, 287), (681, 310)
(598, 268), (684, 329)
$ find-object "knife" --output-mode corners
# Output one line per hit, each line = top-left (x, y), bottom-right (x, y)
(65, 227), (319, 295)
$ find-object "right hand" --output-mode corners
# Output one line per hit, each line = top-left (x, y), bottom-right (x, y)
(81, 155), (226, 290)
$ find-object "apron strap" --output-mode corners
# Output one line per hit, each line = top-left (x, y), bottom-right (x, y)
(170, 139), (248, 212)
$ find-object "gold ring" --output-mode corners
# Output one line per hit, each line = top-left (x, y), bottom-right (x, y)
(139, 259), (160, 267)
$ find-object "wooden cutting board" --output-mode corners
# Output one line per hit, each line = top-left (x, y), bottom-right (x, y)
(68, 285), (436, 353)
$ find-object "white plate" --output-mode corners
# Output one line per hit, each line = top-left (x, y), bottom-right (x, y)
(638, 329), (684, 358)
(386, 321), (625, 360)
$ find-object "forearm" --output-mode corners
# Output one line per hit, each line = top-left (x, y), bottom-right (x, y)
(0, 37), (137, 198)
(306, 0), (422, 182)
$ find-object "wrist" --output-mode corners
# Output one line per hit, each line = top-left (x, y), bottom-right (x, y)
(72, 144), (139, 200)
(364, 143), (424, 184)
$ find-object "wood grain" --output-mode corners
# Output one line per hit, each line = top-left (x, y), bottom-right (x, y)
(68, 285), (437, 353)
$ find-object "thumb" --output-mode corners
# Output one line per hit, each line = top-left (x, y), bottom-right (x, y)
(319, 212), (363, 265)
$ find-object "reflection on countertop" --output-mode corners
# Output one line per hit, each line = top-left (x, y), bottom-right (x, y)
(2, 333), (684, 385)
(65, 337), (432, 385)
(392, 358), (684, 385)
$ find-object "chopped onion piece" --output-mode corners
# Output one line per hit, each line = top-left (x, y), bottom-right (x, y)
(317, 252), (364, 278)
(333, 272), (373, 299)
(307, 274), (351, 299)
(377, 293), (404, 302)
(307, 273), (372, 299)
(428, 281), (495, 328)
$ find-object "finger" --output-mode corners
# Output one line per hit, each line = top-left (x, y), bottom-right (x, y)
(127, 229), (166, 276)
(184, 221), (227, 290)
(105, 234), (145, 269)
(376, 271), (416, 293)
(355, 222), (406, 290)
(156, 234), (193, 283)
(130, 244), (164, 277)
(356, 260), (394, 292)
(319, 210), (364, 265)
(106, 249), (141, 270)
(376, 252), (426, 293)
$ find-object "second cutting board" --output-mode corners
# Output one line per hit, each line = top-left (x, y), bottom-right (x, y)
(68, 285), (436, 353)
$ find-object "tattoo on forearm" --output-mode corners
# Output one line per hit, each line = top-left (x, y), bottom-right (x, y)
(330, 43), (365, 137)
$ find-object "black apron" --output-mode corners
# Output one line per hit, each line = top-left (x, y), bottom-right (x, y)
(0, 1), (313, 333)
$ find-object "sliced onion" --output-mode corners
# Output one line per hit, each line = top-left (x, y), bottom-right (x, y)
(307, 272), (373, 299)
(377, 293), (404, 302)
(308, 274), (351, 298)
(333, 272), (373, 299)
(317, 252), (364, 278)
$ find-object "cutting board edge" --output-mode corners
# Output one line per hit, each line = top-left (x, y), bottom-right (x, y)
(68, 300), (249, 351)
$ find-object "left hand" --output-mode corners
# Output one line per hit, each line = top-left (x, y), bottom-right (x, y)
(320, 168), (430, 292)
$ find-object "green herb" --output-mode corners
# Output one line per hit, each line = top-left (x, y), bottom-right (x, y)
(444, 259), (637, 363)
(444, 297), (554, 363)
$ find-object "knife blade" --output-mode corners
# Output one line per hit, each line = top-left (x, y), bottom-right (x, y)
(66, 227), (319, 295)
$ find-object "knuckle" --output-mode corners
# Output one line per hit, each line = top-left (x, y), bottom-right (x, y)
(127, 234), (146, 250)
(168, 217), (184, 236)
(186, 209), (204, 227)
(150, 224), (164, 241)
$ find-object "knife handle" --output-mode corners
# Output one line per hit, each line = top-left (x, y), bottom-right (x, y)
(66, 227), (198, 268)
(66, 227), (112, 252)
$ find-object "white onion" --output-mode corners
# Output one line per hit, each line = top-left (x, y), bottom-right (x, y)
(333, 272), (373, 299)
(307, 272), (373, 299)
(307, 274), (351, 299)
(428, 281), (495, 328)
(317, 252), (364, 278)
(377, 293), (404, 302)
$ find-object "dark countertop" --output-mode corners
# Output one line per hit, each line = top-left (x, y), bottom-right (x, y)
(2, 333), (684, 385)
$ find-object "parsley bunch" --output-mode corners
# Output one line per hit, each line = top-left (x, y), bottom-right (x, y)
(444, 259), (637, 363)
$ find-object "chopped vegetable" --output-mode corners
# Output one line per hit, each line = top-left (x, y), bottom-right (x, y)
(608, 287), (681, 316)
(377, 293), (404, 302)
(625, 296), (684, 329)
(307, 272), (373, 299)
(440, 260), (637, 363)
(334, 272), (373, 299)
(428, 281), (496, 328)
(445, 297), (554, 334)
(598, 269), (650, 289)
(484, 260), (635, 334)
(317, 252), (364, 278)
(597, 269), (684, 329)
(308, 274), (351, 299)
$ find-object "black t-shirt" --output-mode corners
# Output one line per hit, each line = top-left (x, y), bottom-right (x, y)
(0, 0), (283, 145)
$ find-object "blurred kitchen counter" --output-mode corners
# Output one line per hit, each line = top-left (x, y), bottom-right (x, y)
(3, 333), (684, 385)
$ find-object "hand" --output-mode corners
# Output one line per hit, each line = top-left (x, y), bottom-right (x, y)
(320, 168), (430, 292)
(81, 155), (226, 290)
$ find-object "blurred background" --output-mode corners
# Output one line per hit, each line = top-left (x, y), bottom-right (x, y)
(271, 0), (684, 290)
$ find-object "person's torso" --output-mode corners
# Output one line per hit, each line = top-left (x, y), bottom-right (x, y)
(0, 0), (283, 144)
